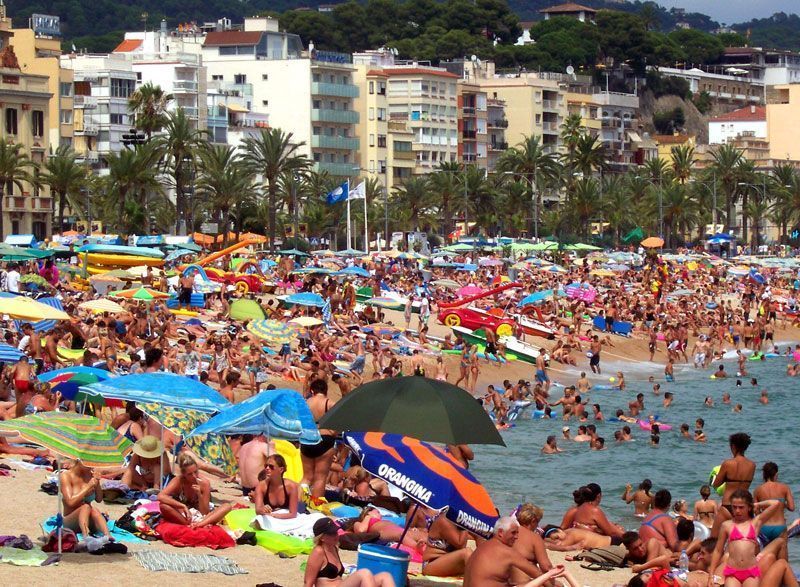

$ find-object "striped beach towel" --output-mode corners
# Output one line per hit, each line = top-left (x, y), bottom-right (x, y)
(133, 551), (248, 575)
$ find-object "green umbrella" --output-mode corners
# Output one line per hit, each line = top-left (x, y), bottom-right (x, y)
(570, 243), (602, 251)
(442, 243), (473, 253)
(278, 248), (309, 257)
(530, 241), (559, 251)
(318, 376), (505, 446)
(229, 298), (266, 321)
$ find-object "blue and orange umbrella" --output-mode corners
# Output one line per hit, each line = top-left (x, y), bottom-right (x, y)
(344, 431), (499, 538)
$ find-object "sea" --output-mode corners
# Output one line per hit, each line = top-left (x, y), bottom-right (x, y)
(471, 350), (800, 561)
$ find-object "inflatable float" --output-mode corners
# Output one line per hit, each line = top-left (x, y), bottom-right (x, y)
(86, 253), (165, 267)
(77, 244), (164, 258)
(708, 465), (726, 496)
(638, 420), (673, 431)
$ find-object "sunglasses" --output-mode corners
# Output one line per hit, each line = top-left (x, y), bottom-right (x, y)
(265, 464), (277, 470)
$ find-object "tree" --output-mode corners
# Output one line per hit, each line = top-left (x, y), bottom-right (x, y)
(128, 83), (172, 139)
(391, 176), (436, 232)
(570, 134), (607, 178)
(564, 178), (602, 238)
(40, 145), (87, 233)
(668, 29), (724, 65)
(0, 139), (33, 240)
(243, 128), (310, 250)
(104, 143), (162, 232)
(428, 162), (461, 237)
(709, 143), (744, 232)
(153, 108), (207, 233)
(196, 144), (255, 248)
(656, 182), (700, 249)
(670, 144), (695, 184)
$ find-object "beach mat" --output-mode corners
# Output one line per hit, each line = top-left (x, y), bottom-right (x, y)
(225, 508), (312, 556)
(592, 316), (633, 336)
(0, 546), (49, 566)
(133, 550), (248, 575)
(44, 516), (148, 544)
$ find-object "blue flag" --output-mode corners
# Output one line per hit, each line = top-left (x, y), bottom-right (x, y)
(325, 180), (349, 205)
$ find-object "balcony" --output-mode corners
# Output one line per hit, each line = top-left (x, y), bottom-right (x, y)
(311, 135), (360, 150)
(173, 80), (198, 93)
(463, 154), (479, 162)
(181, 106), (199, 118)
(392, 149), (415, 160)
(73, 95), (97, 109)
(462, 106), (476, 115)
(311, 108), (358, 124)
(462, 129), (477, 139)
(78, 124), (99, 136)
(314, 161), (357, 176)
(207, 114), (228, 128)
(6, 196), (26, 211)
(33, 196), (52, 212)
(542, 99), (559, 110)
(311, 82), (359, 98)
(542, 121), (559, 133)
(490, 141), (509, 151)
(84, 151), (99, 163)
(488, 118), (508, 128)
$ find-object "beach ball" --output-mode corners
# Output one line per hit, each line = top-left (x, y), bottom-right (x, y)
(609, 377), (616, 383)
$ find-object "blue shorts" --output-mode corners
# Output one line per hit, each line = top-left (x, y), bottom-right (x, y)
(535, 369), (549, 383)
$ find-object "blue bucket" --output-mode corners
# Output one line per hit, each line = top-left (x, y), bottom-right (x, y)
(356, 543), (410, 586)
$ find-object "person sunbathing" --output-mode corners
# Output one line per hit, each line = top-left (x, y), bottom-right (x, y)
(157, 453), (232, 528)
(353, 506), (427, 552)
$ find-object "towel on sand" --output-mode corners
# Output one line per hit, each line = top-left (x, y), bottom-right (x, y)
(225, 508), (312, 556)
(0, 546), (49, 566)
(133, 550), (247, 575)
(156, 522), (235, 549)
(44, 516), (148, 544)
(252, 511), (326, 539)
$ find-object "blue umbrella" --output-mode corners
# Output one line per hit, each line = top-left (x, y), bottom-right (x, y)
(345, 432), (499, 538)
(518, 289), (564, 307)
(0, 342), (28, 363)
(80, 373), (230, 413)
(188, 389), (321, 445)
(38, 366), (115, 401)
(164, 248), (197, 262)
(285, 292), (326, 308)
(336, 248), (366, 257)
(338, 266), (370, 278)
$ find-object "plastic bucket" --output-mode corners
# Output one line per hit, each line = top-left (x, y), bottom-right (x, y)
(356, 543), (410, 586)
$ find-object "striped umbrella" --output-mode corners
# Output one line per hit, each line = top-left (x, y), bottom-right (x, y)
(289, 316), (324, 327)
(0, 412), (132, 468)
(110, 287), (170, 301)
(12, 295), (65, 334)
(78, 298), (126, 314)
(0, 295), (69, 321)
(38, 366), (118, 404)
(246, 319), (297, 345)
(0, 342), (28, 363)
(365, 297), (404, 310)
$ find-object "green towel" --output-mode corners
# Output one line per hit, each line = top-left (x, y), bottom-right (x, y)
(0, 547), (49, 566)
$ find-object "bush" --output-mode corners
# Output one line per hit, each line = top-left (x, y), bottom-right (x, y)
(653, 107), (685, 134)
(692, 91), (712, 114)
(646, 71), (691, 99)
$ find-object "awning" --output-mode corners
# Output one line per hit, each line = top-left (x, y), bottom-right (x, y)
(627, 131), (642, 142)
(224, 103), (249, 113)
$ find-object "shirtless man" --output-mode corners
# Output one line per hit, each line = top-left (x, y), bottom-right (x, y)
(237, 435), (275, 497)
(19, 323), (42, 372)
(576, 372), (591, 395)
(43, 328), (63, 370)
(534, 352), (550, 393)
(549, 387), (576, 421)
(629, 393), (645, 418)
(12, 356), (34, 418)
(178, 273), (194, 309)
(588, 336), (602, 374)
(464, 517), (570, 587)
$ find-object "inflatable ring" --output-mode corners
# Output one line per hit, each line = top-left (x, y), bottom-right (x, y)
(709, 465), (725, 496)
(496, 323), (514, 337)
(694, 521), (710, 540)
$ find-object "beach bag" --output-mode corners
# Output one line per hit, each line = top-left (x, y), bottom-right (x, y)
(574, 545), (627, 569)
(647, 568), (677, 587)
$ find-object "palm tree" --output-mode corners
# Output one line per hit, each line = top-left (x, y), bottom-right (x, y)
(153, 108), (207, 234)
(564, 177), (602, 238)
(655, 182), (700, 249)
(391, 176), (436, 232)
(560, 113), (584, 161)
(642, 157), (671, 185)
(243, 128), (310, 250)
(196, 144), (255, 248)
(746, 198), (769, 250)
(709, 143), (744, 232)
(670, 145), (695, 184)
(463, 165), (499, 234)
(40, 145), (87, 233)
(601, 174), (631, 246)
(429, 161), (461, 237)
(128, 83), (172, 139)
(104, 143), (162, 232)
(570, 134), (607, 178)
(0, 139), (33, 240)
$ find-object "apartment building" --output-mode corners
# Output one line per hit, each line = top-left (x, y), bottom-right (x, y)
(11, 18), (74, 149)
(486, 96), (508, 171)
(566, 91), (601, 137)
(0, 10), (52, 238)
(766, 84), (800, 161)
(458, 81), (488, 168)
(652, 66), (764, 106)
(60, 53), (138, 170)
(592, 91), (644, 170)
(708, 105), (766, 145)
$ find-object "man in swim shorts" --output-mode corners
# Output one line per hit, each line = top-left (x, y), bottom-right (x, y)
(589, 336), (601, 374)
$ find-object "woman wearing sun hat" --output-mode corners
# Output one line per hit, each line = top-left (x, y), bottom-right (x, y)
(122, 435), (169, 491)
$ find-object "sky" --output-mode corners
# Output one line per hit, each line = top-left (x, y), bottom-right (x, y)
(653, 0), (799, 24)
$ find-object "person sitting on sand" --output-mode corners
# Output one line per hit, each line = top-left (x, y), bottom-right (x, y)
(464, 517), (579, 587)
(511, 504), (555, 584)
(158, 453), (232, 528)
(121, 435), (170, 491)
(414, 506), (472, 577)
(620, 531), (676, 574)
(560, 484), (623, 538)
(253, 454), (301, 519)
(61, 458), (112, 539)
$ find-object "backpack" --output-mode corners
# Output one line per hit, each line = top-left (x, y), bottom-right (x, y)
(573, 545), (627, 570)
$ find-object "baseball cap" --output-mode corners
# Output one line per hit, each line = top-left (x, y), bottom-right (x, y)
(313, 518), (338, 537)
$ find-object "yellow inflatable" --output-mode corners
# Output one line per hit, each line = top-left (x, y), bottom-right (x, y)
(274, 439), (303, 483)
(709, 465), (726, 496)
(169, 308), (199, 317)
(87, 253), (164, 267)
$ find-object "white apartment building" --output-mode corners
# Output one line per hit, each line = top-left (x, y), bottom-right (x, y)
(708, 105), (766, 145)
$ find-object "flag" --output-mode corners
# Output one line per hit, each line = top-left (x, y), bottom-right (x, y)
(325, 181), (349, 205)
(349, 181), (366, 200)
(321, 298), (332, 324)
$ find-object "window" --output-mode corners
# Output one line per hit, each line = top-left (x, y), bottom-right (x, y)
(535, 114), (541, 124)
(369, 81), (374, 95)
(377, 135), (387, 148)
(378, 82), (386, 95)
(369, 160), (375, 173)
(313, 126), (321, 135)
(313, 100), (321, 109)
(369, 134), (375, 147)
(313, 74), (320, 82)
(110, 78), (135, 98)
(32, 110), (45, 137)
(136, 72), (142, 81)
(368, 107), (374, 121)
(212, 75), (224, 81)
(5, 108), (17, 135)
(60, 82), (72, 97)
(60, 110), (72, 124)
(262, 100), (268, 106)
(262, 74), (269, 81)
(234, 74), (247, 84)
(110, 113), (124, 125)
(377, 108), (386, 121)
(313, 152), (321, 162)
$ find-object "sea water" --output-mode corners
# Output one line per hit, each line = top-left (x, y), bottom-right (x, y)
(471, 354), (800, 561)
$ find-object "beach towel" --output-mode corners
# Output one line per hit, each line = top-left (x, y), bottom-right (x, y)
(225, 508), (312, 556)
(156, 522), (235, 549)
(43, 516), (148, 544)
(0, 546), (49, 566)
(252, 511), (327, 539)
(133, 550), (247, 575)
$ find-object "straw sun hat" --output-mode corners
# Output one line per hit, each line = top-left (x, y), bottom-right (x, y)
(132, 436), (164, 459)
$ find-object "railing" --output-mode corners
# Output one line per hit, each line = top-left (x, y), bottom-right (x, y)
(207, 115), (228, 127)
(73, 95), (97, 109)
(463, 153), (477, 162)
(392, 150), (415, 160)
(80, 124), (99, 136)
(6, 196), (26, 211)
(181, 107), (199, 118)
(311, 108), (359, 124)
(488, 118), (508, 128)
(85, 151), (99, 162)
(33, 196), (52, 212)
(311, 82), (359, 98)
(462, 129), (477, 139)
(311, 135), (360, 150)
(542, 121), (559, 132)
(490, 141), (509, 151)
(542, 99), (558, 109)
(314, 161), (358, 176)
(173, 80), (198, 92)
(462, 106), (476, 115)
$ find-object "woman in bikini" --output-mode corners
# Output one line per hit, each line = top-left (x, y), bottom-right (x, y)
(693, 485), (719, 529)
(304, 517), (395, 587)
(353, 506), (427, 553)
(61, 458), (112, 539)
(415, 507), (472, 578)
(711, 432), (756, 538)
(301, 379), (338, 502)
(622, 478), (654, 517)
(254, 454), (301, 519)
(560, 485), (623, 539)
(708, 489), (782, 587)
(753, 461), (794, 559)
(157, 453), (232, 528)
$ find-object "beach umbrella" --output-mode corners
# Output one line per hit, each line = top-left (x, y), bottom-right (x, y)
(365, 296), (404, 310)
(188, 389), (321, 445)
(289, 316), (324, 327)
(530, 241), (559, 251)
(456, 285), (484, 297)
(89, 269), (136, 280)
(285, 292), (326, 308)
(344, 432), (498, 538)
(318, 376), (504, 446)
(164, 248), (197, 262)
(606, 264), (631, 272)
(293, 266), (336, 275)
(572, 243), (602, 251)
(478, 258), (504, 267)
(0, 295), (69, 321)
(337, 266), (370, 278)
(247, 319), (297, 345)
(361, 323), (401, 336)
(518, 289), (565, 307)
(0, 342), (29, 363)
(431, 279), (459, 290)
(79, 372), (230, 413)
(277, 248), (309, 257)
(311, 249), (336, 257)
(20, 274), (51, 289)
(137, 403), (237, 477)
(539, 264), (567, 274)
(78, 299), (126, 314)
(109, 287), (170, 301)
(38, 366), (117, 404)
(442, 243), (472, 253)
(727, 266), (750, 277)
(509, 242), (537, 252)
(336, 248), (366, 257)
(641, 236), (664, 248)
(229, 298), (266, 321)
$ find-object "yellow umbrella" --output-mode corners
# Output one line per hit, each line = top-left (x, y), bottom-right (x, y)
(590, 269), (615, 277)
(0, 296), (70, 321)
(78, 299), (126, 314)
(289, 316), (324, 327)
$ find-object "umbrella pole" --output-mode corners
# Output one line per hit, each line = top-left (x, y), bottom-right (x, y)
(396, 503), (419, 550)
(57, 456), (62, 554)
(159, 426), (164, 491)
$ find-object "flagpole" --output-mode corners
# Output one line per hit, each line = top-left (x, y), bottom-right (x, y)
(346, 179), (352, 250)
(363, 191), (369, 254)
